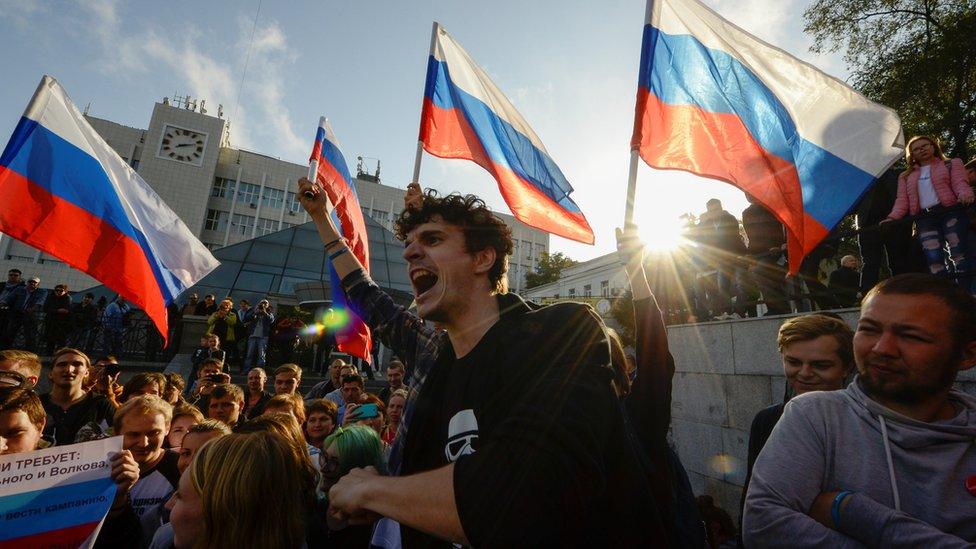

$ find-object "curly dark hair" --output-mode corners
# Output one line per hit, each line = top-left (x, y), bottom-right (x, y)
(395, 190), (514, 294)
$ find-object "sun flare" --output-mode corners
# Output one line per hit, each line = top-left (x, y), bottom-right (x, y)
(637, 215), (689, 252)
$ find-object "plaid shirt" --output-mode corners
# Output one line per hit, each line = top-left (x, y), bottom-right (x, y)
(342, 269), (448, 473)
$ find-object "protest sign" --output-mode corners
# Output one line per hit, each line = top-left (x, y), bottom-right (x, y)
(0, 436), (121, 549)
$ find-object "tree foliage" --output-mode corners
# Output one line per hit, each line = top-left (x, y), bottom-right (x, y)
(524, 251), (578, 289)
(804, 0), (976, 159)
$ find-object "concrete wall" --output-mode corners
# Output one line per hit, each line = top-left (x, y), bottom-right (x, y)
(665, 309), (976, 523)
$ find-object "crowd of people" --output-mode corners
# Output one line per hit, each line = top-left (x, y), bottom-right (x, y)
(0, 134), (974, 548)
(680, 142), (976, 322)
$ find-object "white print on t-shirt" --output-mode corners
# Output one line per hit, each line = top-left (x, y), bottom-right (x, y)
(130, 470), (176, 516)
(444, 409), (479, 462)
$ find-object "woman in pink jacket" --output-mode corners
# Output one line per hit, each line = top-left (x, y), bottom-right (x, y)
(884, 135), (974, 290)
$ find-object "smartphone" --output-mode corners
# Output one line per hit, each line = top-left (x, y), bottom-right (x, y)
(206, 373), (226, 383)
(349, 403), (379, 421)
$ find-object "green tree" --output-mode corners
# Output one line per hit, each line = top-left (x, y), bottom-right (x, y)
(524, 251), (578, 289)
(804, 0), (976, 159)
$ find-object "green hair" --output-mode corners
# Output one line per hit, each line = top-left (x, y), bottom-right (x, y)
(323, 425), (387, 476)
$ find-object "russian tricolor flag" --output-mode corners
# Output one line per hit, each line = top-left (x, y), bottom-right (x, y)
(420, 23), (594, 245)
(0, 76), (218, 342)
(309, 117), (372, 363)
(632, 0), (903, 272)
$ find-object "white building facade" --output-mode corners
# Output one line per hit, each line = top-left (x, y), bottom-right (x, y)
(0, 97), (549, 294)
(522, 251), (628, 317)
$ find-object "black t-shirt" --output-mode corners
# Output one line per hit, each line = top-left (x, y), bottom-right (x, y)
(130, 450), (181, 517)
(40, 392), (117, 446)
(398, 298), (666, 548)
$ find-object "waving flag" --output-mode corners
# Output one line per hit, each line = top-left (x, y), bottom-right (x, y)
(0, 76), (218, 343)
(420, 23), (594, 244)
(309, 117), (372, 363)
(631, 0), (903, 272)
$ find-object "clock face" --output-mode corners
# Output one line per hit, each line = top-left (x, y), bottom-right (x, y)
(159, 125), (207, 165)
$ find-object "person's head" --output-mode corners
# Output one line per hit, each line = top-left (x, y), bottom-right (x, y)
(855, 274), (976, 410)
(239, 299), (250, 310)
(0, 388), (45, 454)
(114, 395), (173, 472)
(274, 364), (302, 395)
(164, 373), (185, 404)
(168, 404), (205, 449)
(91, 356), (121, 391)
(235, 413), (318, 494)
(208, 384), (245, 426)
(341, 374), (365, 404)
(207, 334), (220, 349)
(168, 431), (311, 549)
(386, 360), (405, 389)
(187, 293), (199, 305)
(840, 255), (859, 270)
(120, 372), (166, 402)
(6, 269), (21, 285)
(218, 299), (233, 313)
(966, 158), (976, 185)
(48, 348), (91, 393)
(905, 135), (946, 167)
(203, 294), (215, 305)
(320, 425), (387, 495)
(52, 284), (67, 296)
(82, 292), (94, 305)
(263, 393), (306, 424)
(0, 350), (41, 387)
(705, 198), (722, 213)
(258, 299), (270, 310)
(394, 190), (514, 320)
(247, 367), (267, 393)
(777, 314), (855, 395)
(305, 399), (338, 445)
(387, 388), (408, 427)
(176, 419), (231, 473)
(27, 277), (39, 289)
(329, 359), (347, 386)
(198, 359), (223, 379)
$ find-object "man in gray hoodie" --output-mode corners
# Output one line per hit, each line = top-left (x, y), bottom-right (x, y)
(743, 273), (976, 548)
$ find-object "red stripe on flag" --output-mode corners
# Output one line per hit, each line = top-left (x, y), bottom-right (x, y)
(0, 520), (102, 549)
(0, 167), (169, 340)
(420, 98), (594, 244)
(633, 89), (828, 272)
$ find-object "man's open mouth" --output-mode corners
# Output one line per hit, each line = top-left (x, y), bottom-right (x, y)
(411, 269), (439, 298)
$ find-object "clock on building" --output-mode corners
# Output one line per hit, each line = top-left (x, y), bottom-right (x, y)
(158, 124), (207, 165)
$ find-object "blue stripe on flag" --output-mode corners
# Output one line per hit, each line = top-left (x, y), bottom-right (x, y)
(0, 477), (115, 540)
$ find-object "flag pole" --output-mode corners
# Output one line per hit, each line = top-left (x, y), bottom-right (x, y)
(625, 0), (654, 228)
(411, 21), (440, 185)
(624, 149), (639, 227)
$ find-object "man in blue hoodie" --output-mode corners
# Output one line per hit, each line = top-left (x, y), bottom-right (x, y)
(743, 273), (976, 547)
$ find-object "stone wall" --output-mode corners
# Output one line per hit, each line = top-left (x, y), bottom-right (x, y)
(665, 309), (976, 523)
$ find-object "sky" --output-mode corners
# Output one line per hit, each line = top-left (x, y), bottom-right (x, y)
(0, 0), (848, 261)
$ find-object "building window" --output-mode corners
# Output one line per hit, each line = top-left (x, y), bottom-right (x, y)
(231, 213), (255, 235)
(601, 280), (609, 297)
(211, 177), (236, 198)
(256, 218), (278, 236)
(204, 209), (227, 232)
(237, 182), (260, 205)
(371, 209), (389, 223)
(262, 187), (284, 209)
(524, 240), (532, 260)
(583, 284), (592, 297)
(568, 288), (576, 298)
(130, 158), (140, 170)
(280, 221), (294, 230)
(285, 192), (301, 213)
(4, 255), (34, 262)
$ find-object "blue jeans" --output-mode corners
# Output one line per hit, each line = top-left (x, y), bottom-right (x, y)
(246, 336), (268, 369)
(916, 208), (973, 291)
